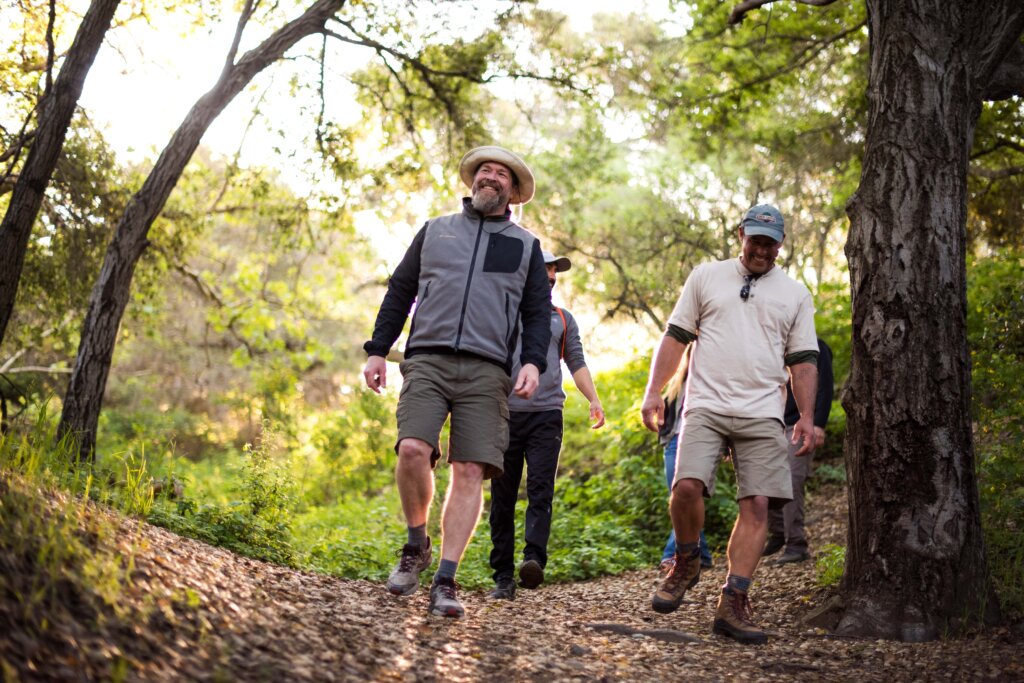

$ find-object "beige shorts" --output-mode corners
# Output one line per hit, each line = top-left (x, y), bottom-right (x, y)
(674, 408), (793, 509)
(396, 354), (512, 480)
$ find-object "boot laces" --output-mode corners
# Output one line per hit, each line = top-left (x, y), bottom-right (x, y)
(664, 553), (696, 589)
(433, 578), (459, 599)
(731, 592), (756, 625)
(397, 544), (424, 571)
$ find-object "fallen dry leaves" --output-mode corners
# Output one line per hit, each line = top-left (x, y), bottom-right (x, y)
(3, 483), (1022, 681)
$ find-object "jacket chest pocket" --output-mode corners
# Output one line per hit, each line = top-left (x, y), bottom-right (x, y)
(483, 233), (524, 273)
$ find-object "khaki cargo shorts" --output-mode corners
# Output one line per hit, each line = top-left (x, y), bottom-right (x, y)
(673, 408), (793, 509)
(396, 354), (512, 480)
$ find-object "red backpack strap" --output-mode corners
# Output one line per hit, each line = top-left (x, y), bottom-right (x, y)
(555, 307), (567, 359)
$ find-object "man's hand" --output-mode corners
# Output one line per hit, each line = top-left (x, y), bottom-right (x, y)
(363, 355), (387, 393)
(589, 401), (606, 429)
(513, 363), (540, 398)
(792, 416), (816, 457)
(640, 392), (665, 433)
(813, 425), (826, 450)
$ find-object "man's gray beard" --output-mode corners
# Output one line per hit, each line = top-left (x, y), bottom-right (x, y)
(471, 188), (507, 215)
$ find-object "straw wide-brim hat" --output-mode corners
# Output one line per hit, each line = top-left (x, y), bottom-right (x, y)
(458, 146), (535, 205)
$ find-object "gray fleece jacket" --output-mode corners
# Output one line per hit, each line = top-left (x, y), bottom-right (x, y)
(364, 199), (551, 375)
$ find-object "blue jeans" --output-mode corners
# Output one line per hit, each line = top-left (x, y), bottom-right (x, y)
(662, 434), (712, 564)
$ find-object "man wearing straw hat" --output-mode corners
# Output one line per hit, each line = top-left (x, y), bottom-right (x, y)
(363, 145), (551, 618)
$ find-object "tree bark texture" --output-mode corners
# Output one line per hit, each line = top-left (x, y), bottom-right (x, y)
(58, 0), (346, 457)
(0, 0), (122, 344)
(841, 1), (1023, 640)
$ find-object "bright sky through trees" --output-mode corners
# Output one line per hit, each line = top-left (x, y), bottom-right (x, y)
(77, 0), (672, 164)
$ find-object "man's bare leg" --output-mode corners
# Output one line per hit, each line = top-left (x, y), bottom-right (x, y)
(714, 495), (770, 644)
(396, 437), (435, 527)
(386, 438), (438, 597)
(426, 460), (485, 618)
(725, 495), (769, 578)
(670, 477), (706, 546)
(439, 460), (485, 564)
(652, 477), (706, 613)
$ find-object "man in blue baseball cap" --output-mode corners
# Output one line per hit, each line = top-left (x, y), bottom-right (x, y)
(639, 202), (819, 645)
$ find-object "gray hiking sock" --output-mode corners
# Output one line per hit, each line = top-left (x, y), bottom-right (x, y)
(679, 541), (700, 557)
(724, 574), (752, 594)
(407, 524), (428, 548)
(434, 559), (458, 583)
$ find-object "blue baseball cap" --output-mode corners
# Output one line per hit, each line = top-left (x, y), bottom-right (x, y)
(741, 204), (785, 242)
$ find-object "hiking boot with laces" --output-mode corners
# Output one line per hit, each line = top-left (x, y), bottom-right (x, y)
(487, 576), (516, 601)
(651, 550), (701, 614)
(713, 589), (768, 645)
(385, 539), (432, 596)
(428, 577), (465, 618)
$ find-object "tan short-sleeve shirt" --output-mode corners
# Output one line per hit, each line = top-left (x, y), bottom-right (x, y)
(667, 258), (817, 421)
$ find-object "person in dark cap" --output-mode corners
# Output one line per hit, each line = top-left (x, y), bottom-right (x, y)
(362, 145), (551, 619)
(639, 203), (819, 645)
(486, 250), (605, 600)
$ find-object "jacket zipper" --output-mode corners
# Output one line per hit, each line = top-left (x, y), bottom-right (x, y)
(454, 217), (485, 350)
(503, 293), (512, 349)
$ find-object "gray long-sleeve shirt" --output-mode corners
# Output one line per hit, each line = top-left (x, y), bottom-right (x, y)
(507, 306), (587, 412)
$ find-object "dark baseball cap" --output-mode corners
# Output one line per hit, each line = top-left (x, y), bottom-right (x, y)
(542, 250), (571, 272)
(741, 204), (785, 242)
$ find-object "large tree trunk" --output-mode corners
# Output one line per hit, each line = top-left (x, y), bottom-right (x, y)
(0, 0), (121, 345)
(58, 0), (346, 457)
(839, 1), (1023, 640)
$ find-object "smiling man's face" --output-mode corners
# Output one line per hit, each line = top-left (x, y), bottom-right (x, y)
(470, 161), (515, 215)
(739, 227), (782, 274)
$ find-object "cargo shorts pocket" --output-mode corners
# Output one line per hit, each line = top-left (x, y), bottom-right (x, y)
(495, 399), (510, 452)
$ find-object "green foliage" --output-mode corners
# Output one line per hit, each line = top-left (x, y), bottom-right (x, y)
(969, 102), (1024, 249)
(968, 248), (1024, 620)
(0, 469), (136, 622)
(148, 430), (298, 567)
(0, 410), (141, 632)
(297, 498), (401, 583)
(305, 389), (398, 504)
(813, 462), (847, 486)
(815, 543), (845, 587)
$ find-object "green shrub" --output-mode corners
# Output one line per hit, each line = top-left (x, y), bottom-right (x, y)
(812, 461), (847, 487)
(305, 389), (398, 505)
(815, 543), (845, 587)
(296, 498), (401, 582)
(147, 427), (298, 567)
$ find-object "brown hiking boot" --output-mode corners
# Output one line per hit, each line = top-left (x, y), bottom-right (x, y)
(651, 551), (701, 614)
(712, 589), (768, 645)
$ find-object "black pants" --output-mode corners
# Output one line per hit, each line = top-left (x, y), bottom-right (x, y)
(488, 409), (563, 581)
